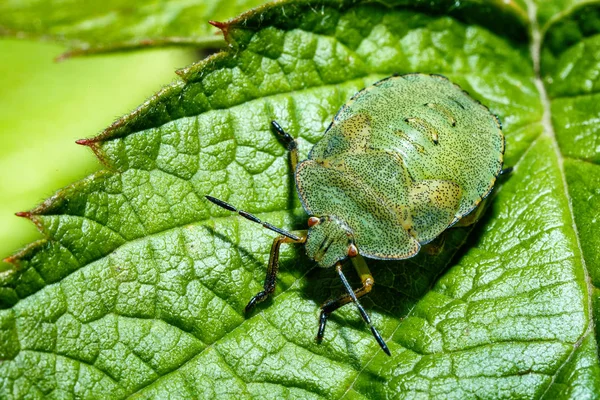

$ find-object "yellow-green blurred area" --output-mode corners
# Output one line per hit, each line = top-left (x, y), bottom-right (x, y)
(0, 39), (196, 262)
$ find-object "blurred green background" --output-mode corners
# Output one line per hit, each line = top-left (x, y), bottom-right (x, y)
(0, 39), (196, 262)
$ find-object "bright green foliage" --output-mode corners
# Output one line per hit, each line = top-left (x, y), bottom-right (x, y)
(0, 40), (196, 264)
(0, 0), (269, 58)
(1, 0), (600, 398)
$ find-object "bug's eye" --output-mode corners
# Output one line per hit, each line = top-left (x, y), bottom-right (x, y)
(347, 243), (358, 257)
(308, 217), (320, 227)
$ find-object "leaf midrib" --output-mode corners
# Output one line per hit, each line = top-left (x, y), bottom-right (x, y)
(526, 0), (593, 397)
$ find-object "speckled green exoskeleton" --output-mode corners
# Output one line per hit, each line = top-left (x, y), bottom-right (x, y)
(207, 73), (507, 355)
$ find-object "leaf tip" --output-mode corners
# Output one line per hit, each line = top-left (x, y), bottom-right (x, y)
(209, 20), (230, 39)
(209, 20), (226, 29)
(2, 255), (15, 266)
(76, 138), (96, 146)
(54, 50), (77, 63)
(15, 211), (31, 219)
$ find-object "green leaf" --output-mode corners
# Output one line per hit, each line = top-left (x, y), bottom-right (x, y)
(0, 39), (196, 266)
(2, 0), (600, 398)
(0, 0), (269, 58)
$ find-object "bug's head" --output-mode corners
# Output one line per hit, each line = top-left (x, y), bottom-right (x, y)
(305, 215), (357, 268)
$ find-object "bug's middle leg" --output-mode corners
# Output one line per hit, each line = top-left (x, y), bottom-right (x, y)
(453, 166), (513, 229)
(245, 231), (306, 313)
(317, 255), (389, 351)
(454, 166), (513, 228)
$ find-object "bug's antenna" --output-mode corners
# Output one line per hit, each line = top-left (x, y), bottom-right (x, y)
(205, 195), (300, 241)
(336, 264), (391, 356)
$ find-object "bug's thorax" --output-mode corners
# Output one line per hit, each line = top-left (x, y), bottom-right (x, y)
(305, 215), (356, 268)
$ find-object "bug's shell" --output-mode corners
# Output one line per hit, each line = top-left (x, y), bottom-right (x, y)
(295, 74), (504, 261)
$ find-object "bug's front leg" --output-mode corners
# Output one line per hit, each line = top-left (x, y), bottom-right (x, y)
(317, 255), (390, 355)
(271, 120), (298, 172)
(245, 231), (306, 313)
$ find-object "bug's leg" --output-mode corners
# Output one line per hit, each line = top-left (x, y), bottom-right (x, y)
(271, 120), (298, 172)
(422, 232), (447, 255)
(453, 196), (491, 228)
(500, 166), (513, 176)
(204, 195), (306, 311)
(317, 256), (391, 356)
(245, 231), (307, 313)
(453, 167), (513, 228)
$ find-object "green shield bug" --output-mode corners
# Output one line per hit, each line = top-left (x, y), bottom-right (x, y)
(206, 73), (507, 356)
